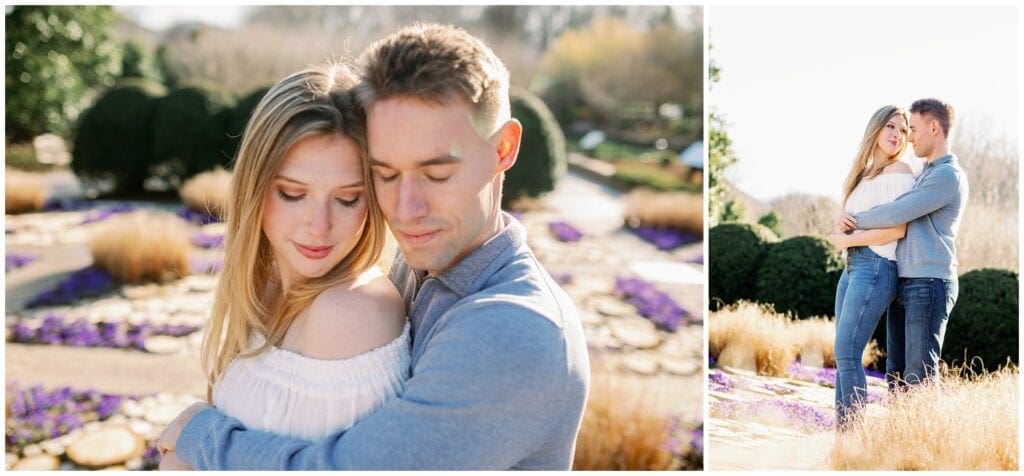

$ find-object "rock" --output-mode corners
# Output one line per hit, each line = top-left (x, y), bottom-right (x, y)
(589, 295), (636, 318)
(578, 311), (604, 326)
(620, 355), (659, 375)
(610, 319), (662, 349)
(66, 426), (144, 468)
(40, 439), (65, 456)
(144, 335), (184, 354)
(6, 453), (18, 470)
(121, 400), (145, 418)
(127, 419), (154, 437)
(660, 358), (699, 376)
(11, 454), (60, 471)
(144, 401), (190, 426)
(717, 344), (757, 372)
(21, 444), (42, 457)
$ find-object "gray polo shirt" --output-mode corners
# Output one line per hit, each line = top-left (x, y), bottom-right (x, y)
(853, 154), (969, 280)
(177, 213), (591, 470)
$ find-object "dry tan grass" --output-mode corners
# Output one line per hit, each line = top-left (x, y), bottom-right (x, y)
(179, 168), (232, 218)
(830, 366), (1018, 470)
(573, 363), (691, 470)
(623, 189), (703, 235)
(710, 301), (880, 376)
(89, 210), (192, 283)
(5, 169), (49, 214)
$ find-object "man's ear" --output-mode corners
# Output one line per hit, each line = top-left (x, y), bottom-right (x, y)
(494, 119), (522, 174)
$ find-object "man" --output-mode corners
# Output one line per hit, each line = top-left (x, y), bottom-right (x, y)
(838, 98), (968, 390)
(158, 23), (590, 470)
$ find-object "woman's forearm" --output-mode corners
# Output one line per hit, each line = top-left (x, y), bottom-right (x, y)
(843, 224), (907, 247)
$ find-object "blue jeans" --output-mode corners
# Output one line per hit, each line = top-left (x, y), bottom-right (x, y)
(834, 246), (898, 428)
(886, 277), (958, 391)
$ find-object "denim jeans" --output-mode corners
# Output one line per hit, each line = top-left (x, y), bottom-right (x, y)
(886, 277), (958, 391)
(834, 246), (898, 428)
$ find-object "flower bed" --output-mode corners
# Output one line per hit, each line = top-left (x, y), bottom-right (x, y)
(549, 220), (584, 242)
(614, 276), (689, 332)
(192, 232), (225, 249)
(6, 253), (35, 272)
(190, 256), (224, 275)
(628, 225), (700, 251)
(26, 266), (117, 308)
(712, 399), (835, 432)
(81, 203), (137, 225)
(178, 207), (221, 226)
(8, 313), (201, 351)
(5, 383), (126, 450)
(709, 369), (734, 392)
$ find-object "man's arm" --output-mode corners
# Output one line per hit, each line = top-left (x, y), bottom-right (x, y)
(850, 168), (959, 230)
(176, 306), (571, 470)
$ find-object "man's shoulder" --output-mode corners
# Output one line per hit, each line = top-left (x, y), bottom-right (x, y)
(464, 245), (575, 326)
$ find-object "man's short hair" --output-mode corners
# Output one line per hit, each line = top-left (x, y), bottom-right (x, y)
(355, 23), (510, 136)
(910, 98), (955, 137)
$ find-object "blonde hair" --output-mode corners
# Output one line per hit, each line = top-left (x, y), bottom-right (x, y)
(355, 22), (511, 137)
(201, 62), (386, 400)
(841, 105), (910, 206)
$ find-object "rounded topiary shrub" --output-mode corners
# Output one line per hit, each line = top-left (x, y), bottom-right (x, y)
(754, 235), (844, 318)
(152, 81), (235, 182)
(942, 268), (1018, 372)
(709, 223), (778, 309)
(503, 88), (566, 208)
(72, 79), (166, 195)
(222, 85), (270, 164)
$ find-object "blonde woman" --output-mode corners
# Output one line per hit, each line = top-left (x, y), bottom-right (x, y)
(195, 63), (408, 443)
(827, 105), (915, 430)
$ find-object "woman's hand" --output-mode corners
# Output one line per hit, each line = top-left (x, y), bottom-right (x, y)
(827, 231), (849, 251)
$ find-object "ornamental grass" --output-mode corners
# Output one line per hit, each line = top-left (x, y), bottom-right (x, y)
(709, 301), (878, 376)
(88, 210), (192, 283)
(5, 169), (49, 214)
(179, 168), (231, 219)
(623, 189), (702, 235)
(829, 366), (1018, 470)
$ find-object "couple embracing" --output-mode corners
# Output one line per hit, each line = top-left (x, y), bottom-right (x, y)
(156, 23), (590, 470)
(827, 99), (969, 430)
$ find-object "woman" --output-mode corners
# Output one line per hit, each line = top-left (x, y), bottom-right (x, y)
(827, 105), (915, 430)
(200, 62), (408, 440)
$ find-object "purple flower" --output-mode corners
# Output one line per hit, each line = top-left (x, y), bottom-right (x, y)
(865, 368), (886, 380)
(629, 225), (700, 251)
(548, 221), (584, 243)
(687, 254), (704, 265)
(81, 202), (136, 225)
(689, 426), (704, 456)
(8, 314), (199, 351)
(709, 369), (734, 392)
(26, 266), (116, 308)
(614, 276), (690, 332)
(190, 256), (224, 275)
(192, 232), (225, 249)
(5, 253), (35, 272)
(762, 383), (796, 395)
(178, 207), (221, 225)
(43, 198), (93, 212)
(787, 361), (838, 387)
(714, 399), (835, 432)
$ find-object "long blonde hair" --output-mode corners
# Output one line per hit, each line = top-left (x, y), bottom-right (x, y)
(841, 105), (910, 206)
(201, 63), (386, 400)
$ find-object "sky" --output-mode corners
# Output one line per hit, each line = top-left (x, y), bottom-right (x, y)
(710, 5), (1019, 202)
(116, 5), (250, 31)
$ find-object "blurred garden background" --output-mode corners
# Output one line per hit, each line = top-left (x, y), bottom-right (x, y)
(4, 5), (704, 471)
(706, 6), (1017, 470)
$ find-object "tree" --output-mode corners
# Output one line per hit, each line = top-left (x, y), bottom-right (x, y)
(708, 45), (742, 226)
(757, 211), (783, 237)
(5, 6), (122, 142)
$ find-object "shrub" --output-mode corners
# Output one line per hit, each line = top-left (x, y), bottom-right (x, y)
(709, 223), (778, 308)
(152, 81), (235, 184)
(942, 268), (1018, 372)
(88, 210), (192, 283)
(179, 168), (232, 218)
(222, 86), (271, 164)
(71, 79), (166, 195)
(5, 169), (49, 214)
(755, 236), (844, 318)
(502, 88), (566, 207)
(5, 143), (53, 172)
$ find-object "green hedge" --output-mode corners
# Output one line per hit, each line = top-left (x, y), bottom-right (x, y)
(152, 81), (235, 180)
(222, 86), (271, 165)
(709, 223), (778, 309)
(503, 88), (566, 207)
(942, 268), (1019, 372)
(755, 235), (844, 318)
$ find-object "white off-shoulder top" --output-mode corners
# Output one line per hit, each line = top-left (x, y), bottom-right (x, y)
(844, 172), (916, 260)
(212, 322), (411, 441)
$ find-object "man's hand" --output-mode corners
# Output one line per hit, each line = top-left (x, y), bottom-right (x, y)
(827, 231), (849, 251)
(837, 213), (858, 233)
(157, 402), (211, 456)
(158, 450), (194, 471)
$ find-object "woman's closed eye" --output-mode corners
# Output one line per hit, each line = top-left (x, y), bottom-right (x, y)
(278, 190), (303, 202)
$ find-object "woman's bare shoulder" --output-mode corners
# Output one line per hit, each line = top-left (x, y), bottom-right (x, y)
(301, 269), (407, 359)
(882, 161), (913, 175)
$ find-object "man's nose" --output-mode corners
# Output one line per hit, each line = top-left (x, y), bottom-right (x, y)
(396, 176), (429, 223)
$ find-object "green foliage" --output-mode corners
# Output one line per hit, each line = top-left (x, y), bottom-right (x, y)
(5, 143), (54, 172)
(120, 40), (161, 82)
(758, 211), (783, 237)
(155, 44), (182, 90)
(503, 88), (567, 207)
(709, 223), (779, 309)
(71, 79), (167, 195)
(942, 268), (1019, 372)
(755, 236), (845, 318)
(222, 86), (271, 165)
(5, 5), (122, 142)
(152, 81), (235, 183)
(612, 162), (699, 193)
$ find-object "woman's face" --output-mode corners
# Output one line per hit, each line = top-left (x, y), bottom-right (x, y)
(875, 114), (909, 158)
(262, 133), (368, 289)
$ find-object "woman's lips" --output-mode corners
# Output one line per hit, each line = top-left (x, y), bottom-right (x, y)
(294, 242), (333, 260)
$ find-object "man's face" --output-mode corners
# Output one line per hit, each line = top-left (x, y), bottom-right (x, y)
(908, 112), (935, 159)
(367, 96), (503, 274)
